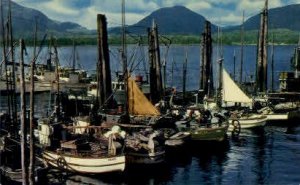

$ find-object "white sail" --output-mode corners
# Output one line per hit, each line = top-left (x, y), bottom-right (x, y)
(222, 68), (252, 104)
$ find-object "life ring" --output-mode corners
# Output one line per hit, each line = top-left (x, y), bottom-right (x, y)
(57, 157), (67, 170)
(231, 119), (241, 138)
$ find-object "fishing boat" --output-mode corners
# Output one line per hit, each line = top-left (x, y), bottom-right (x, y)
(228, 112), (267, 130)
(222, 68), (269, 129)
(37, 117), (126, 174)
(123, 127), (165, 165)
(163, 130), (191, 147)
(175, 105), (229, 142)
(116, 76), (167, 164)
(257, 105), (289, 121)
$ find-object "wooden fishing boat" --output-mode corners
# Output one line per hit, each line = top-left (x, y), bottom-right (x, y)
(42, 150), (125, 174)
(175, 106), (229, 142)
(124, 129), (165, 165)
(37, 119), (126, 174)
(176, 120), (228, 142)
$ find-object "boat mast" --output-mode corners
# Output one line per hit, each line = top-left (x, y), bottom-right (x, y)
(217, 26), (223, 107)
(7, 0), (17, 126)
(19, 38), (28, 185)
(233, 49), (236, 81)
(72, 39), (76, 72)
(271, 32), (274, 92)
(1, 0), (11, 119)
(183, 48), (187, 99)
(29, 19), (37, 185)
(53, 37), (60, 119)
(240, 10), (245, 84)
(121, 0), (128, 115)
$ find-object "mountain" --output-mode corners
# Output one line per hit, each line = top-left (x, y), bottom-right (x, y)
(110, 6), (218, 35)
(1, 0), (87, 38)
(226, 4), (300, 31)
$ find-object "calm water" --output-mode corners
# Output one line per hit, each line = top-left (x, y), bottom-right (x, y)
(1, 45), (300, 185)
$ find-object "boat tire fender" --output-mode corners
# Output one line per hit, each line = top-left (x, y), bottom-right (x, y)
(231, 119), (241, 137)
(57, 157), (67, 170)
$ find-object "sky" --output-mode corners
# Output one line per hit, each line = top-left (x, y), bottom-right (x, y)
(13, 0), (300, 29)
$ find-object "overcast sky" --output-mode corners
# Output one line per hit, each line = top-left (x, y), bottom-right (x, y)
(13, 0), (300, 29)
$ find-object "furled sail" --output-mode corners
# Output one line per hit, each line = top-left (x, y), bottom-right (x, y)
(222, 68), (253, 104)
(128, 77), (160, 116)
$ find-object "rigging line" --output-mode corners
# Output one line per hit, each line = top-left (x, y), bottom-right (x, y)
(0, 41), (17, 66)
(128, 43), (140, 73)
(31, 34), (47, 65)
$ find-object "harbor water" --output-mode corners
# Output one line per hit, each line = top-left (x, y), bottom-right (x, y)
(1, 45), (300, 184)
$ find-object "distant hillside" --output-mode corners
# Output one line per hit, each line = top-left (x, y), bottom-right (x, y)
(226, 4), (300, 31)
(110, 6), (218, 35)
(2, 0), (88, 38)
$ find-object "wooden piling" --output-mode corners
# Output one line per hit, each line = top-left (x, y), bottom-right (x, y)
(97, 14), (112, 107)
(148, 20), (162, 104)
(20, 39), (28, 185)
(153, 21), (163, 99)
(148, 27), (157, 103)
(200, 21), (213, 96)
(256, 0), (268, 93)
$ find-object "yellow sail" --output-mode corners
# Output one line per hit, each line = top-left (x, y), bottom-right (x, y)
(128, 77), (160, 116)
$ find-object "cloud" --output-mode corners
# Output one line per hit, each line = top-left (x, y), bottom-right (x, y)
(11, 0), (300, 29)
(186, 1), (212, 12)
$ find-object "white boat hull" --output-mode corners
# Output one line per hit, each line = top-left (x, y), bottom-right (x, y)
(229, 116), (267, 129)
(266, 113), (289, 121)
(43, 151), (125, 174)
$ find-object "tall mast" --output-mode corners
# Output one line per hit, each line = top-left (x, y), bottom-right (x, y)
(240, 10), (245, 84)
(72, 39), (76, 72)
(19, 39), (28, 185)
(233, 49), (236, 81)
(29, 19), (37, 185)
(171, 57), (174, 88)
(8, 0), (17, 128)
(53, 38), (60, 118)
(1, 0), (11, 118)
(271, 32), (274, 92)
(182, 48), (187, 99)
(121, 0), (128, 114)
